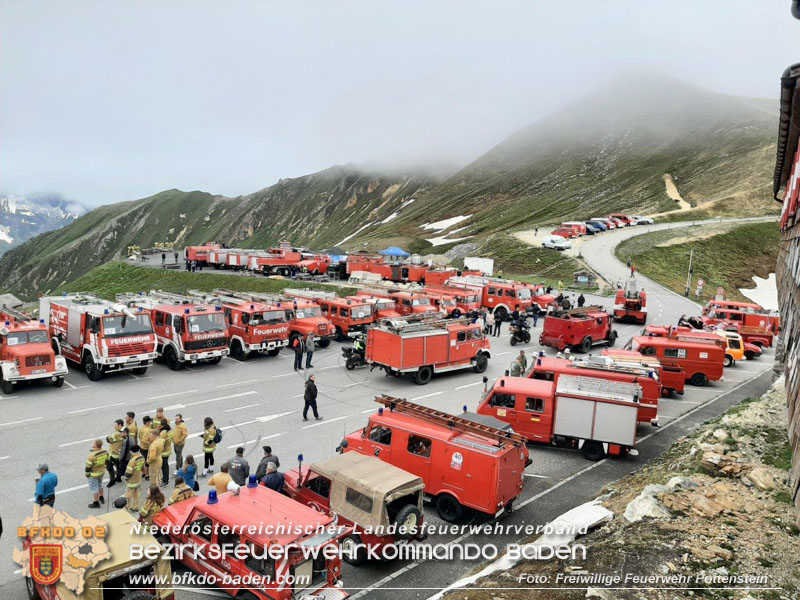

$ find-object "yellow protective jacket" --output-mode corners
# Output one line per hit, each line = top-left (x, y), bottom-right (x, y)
(139, 499), (164, 524)
(125, 452), (145, 488)
(106, 430), (124, 459)
(138, 424), (153, 451)
(173, 422), (188, 446)
(160, 430), (173, 458)
(169, 483), (196, 505)
(126, 420), (138, 440)
(147, 438), (164, 466)
(202, 426), (217, 453)
(85, 449), (109, 478)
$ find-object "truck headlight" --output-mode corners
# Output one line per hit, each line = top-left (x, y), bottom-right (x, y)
(10, 366), (19, 376)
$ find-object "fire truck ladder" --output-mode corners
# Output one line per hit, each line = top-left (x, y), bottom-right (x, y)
(213, 289), (294, 307)
(379, 313), (473, 333)
(284, 289), (337, 301)
(448, 275), (515, 287)
(571, 355), (657, 378)
(550, 305), (606, 318)
(556, 375), (642, 404)
(0, 305), (33, 322)
(375, 395), (527, 447)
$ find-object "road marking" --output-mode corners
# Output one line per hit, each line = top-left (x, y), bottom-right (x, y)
(0, 416), (43, 427)
(126, 376), (153, 381)
(411, 391), (443, 401)
(59, 435), (100, 448)
(345, 382), (365, 388)
(361, 408), (378, 413)
(495, 351), (512, 356)
(256, 411), (296, 423)
(226, 432), (285, 449)
(0, 455), (10, 461)
(149, 389), (198, 400)
(225, 403), (262, 412)
(224, 356), (244, 365)
(315, 365), (339, 371)
(660, 398), (701, 405)
(63, 380), (77, 389)
(455, 382), (482, 390)
(272, 372), (296, 379)
(63, 384), (89, 391)
(126, 371), (142, 380)
(28, 482), (88, 502)
(303, 415), (347, 429)
(68, 401), (124, 414)
(524, 473), (549, 478)
(217, 379), (259, 388)
(184, 390), (258, 407)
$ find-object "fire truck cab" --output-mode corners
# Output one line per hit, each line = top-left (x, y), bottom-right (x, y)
(184, 242), (220, 266)
(478, 375), (642, 461)
(419, 289), (461, 317)
(703, 299), (780, 333)
(613, 277), (647, 324)
(426, 285), (482, 315)
(645, 324), (741, 367)
(627, 335), (724, 387)
(446, 275), (533, 321)
(152, 484), (348, 600)
(339, 395), (530, 522)
(286, 290), (373, 340)
(349, 295), (402, 320)
(40, 294), (158, 381)
(117, 291), (229, 370)
(540, 306), (617, 352)
(0, 306), (68, 393)
(702, 307), (775, 347)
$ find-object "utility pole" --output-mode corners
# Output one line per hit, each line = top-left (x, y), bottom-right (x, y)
(684, 249), (694, 297)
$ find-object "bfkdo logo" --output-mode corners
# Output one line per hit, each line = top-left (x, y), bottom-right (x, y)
(30, 544), (63, 585)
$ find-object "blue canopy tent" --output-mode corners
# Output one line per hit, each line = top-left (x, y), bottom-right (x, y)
(378, 246), (410, 259)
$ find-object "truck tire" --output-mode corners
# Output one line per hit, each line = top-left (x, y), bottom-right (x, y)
(267, 348), (281, 357)
(580, 336), (592, 353)
(82, 354), (104, 381)
(25, 576), (42, 600)
(318, 338), (331, 348)
(0, 373), (14, 394)
(341, 534), (367, 565)
(744, 350), (755, 360)
(53, 377), (65, 388)
(495, 307), (508, 322)
(582, 441), (605, 461)
(335, 326), (345, 342)
(230, 339), (246, 361)
(436, 494), (464, 523)
(723, 354), (734, 368)
(473, 353), (488, 373)
(414, 366), (433, 385)
(164, 346), (182, 371)
(131, 367), (148, 375)
(689, 372), (708, 387)
(394, 504), (422, 540)
(606, 330), (617, 347)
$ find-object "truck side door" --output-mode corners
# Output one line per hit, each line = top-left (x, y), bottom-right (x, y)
(366, 424), (393, 461)
(185, 512), (225, 578)
(405, 433), (433, 482)
(518, 395), (552, 442)
(485, 392), (518, 431)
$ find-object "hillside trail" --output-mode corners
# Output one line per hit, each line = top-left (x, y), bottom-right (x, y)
(662, 173), (691, 211)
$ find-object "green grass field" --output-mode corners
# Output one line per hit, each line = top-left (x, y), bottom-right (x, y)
(58, 262), (356, 300)
(615, 221), (779, 302)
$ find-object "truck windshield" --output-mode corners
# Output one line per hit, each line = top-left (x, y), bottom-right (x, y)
(187, 313), (226, 333)
(102, 314), (153, 337)
(460, 294), (478, 303)
(295, 307), (321, 319)
(376, 301), (395, 311)
(6, 330), (49, 345)
(411, 297), (430, 306)
(250, 311), (285, 325)
(351, 306), (371, 319)
(440, 297), (455, 307)
(517, 288), (532, 300)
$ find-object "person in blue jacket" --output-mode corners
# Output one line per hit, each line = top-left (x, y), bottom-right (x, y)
(35, 464), (58, 507)
(176, 455), (198, 491)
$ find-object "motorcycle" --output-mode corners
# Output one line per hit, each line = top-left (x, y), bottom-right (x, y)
(509, 319), (531, 346)
(342, 335), (367, 370)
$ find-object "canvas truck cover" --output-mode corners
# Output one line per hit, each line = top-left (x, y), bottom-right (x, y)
(55, 509), (171, 600)
(312, 452), (424, 529)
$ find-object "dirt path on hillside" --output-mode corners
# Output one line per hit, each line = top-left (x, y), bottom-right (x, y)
(662, 173), (691, 210)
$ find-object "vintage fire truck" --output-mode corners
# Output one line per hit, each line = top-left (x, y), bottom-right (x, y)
(188, 290), (290, 359)
(701, 307), (775, 348)
(613, 277), (647, 324)
(419, 288), (461, 317)
(645, 324), (743, 367)
(445, 275), (534, 320)
(116, 291), (229, 370)
(601, 349), (686, 397)
(422, 268), (481, 286)
(540, 306), (617, 352)
(152, 484), (348, 600)
(247, 245), (303, 276)
(346, 256), (429, 283)
(702, 299), (780, 333)
(339, 395), (530, 522)
(40, 294), (158, 380)
(527, 354), (660, 424)
(297, 252), (332, 274)
(215, 289), (334, 346)
(425, 284), (482, 315)
(285, 289), (373, 340)
(184, 242), (220, 266)
(207, 249), (254, 270)
(349, 295), (402, 319)
(355, 289), (439, 316)
(626, 335), (724, 387)
(284, 452), (425, 565)
(364, 315), (491, 384)
(0, 306), (68, 393)
(478, 375), (642, 461)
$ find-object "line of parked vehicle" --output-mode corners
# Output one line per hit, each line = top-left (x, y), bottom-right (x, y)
(542, 213), (656, 250)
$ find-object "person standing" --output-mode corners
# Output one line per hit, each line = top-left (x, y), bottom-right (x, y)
(177, 455), (198, 492)
(305, 333), (315, 369)
(172, 414), (188, 473)
(202, 417), (217, 477)
(116, 428), (132, 484)
(493, 312), (501, 337)
(146, 430), (164, 488)
(254, 446), (280, 482)
(125, 412), (138, 443)
(518, 350), (528, 373)
(229, 447), (250, 486)
(159, 420), (172, 488)
(139, 485), (165, 525)
(35, 464), (57, 507)
(105, 419), (124, 488)
(138, 416), (153, 457)
(485, 311), (495, 337)
(292, 335), (305, 371)
(85, 440), (108, 508)
(562, 296), (571, 310)
(169, 476), (196, 504)
(531, 304), (541, 327)
(577, 293), (586, 308)
(161, 252), (166, 266)
(174, 252), (179, 264)
(208, 462), (233, 494)
(303, 375), (322, 421)
(509, 357), (522, 377)
(260, 462), (284, 493)
(155, 407), (171, 428)
(124, 445), (145, 512)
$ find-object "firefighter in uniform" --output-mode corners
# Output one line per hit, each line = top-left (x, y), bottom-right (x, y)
(125, 411), (138, 441)
(172, 414), (188, 475)
(138, 416), (153, 455)
(159, 420), (173, 487)
(85, 440), (109, 508)
(146, 430), (164, 488)
(169, 476), (196, 504)
(124, 445), (145, 511)
(139, 485), (165, 525)
(105, 419), (125, 488)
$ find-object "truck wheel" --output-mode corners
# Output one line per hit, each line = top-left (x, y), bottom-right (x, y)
(82, 354), (104, 381)
(0, 373), (14, 394)
(335, 326), (345, 342)
(473, 353), (488, 373)
(131, 367), (148, 375)
(414, 366), (433, 385)
(230, 340), (246, 361)
(495, 307), (508, 322)
(341, 534), (367, 565)
(723, 354), (733, 368)
(394, 504), (422, 540)
(451, 309), (461, 319)
(436, 494), (464, 523)
(744, 350), (755, 360)
(661, 387), (672, 397)
(582, 441), (605, 461)
(689, 372), (708, 387)
(510, 335), (518, 346)
(346, 357), (357, 371)
(164, 346), (182, 371)
(580, 336), (592, 353)
(267, 348), (280, 357)
(209, 356), (222, 364)
(25, 576), (42, 600)
(53, 377), (65, 388)
(607, 330), (618, 347)
(318, 338), (331, 348)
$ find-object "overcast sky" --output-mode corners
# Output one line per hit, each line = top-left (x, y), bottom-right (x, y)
(1, 0), (798, 206)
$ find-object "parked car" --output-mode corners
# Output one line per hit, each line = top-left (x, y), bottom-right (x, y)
(590, 217), (615, 230)
(541, 235), (572, 250)
(585, 221), (605, 232)
(551, 227), (578, 239)
(634, 215), (655, 224)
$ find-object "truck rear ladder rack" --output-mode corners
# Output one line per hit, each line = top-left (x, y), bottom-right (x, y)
(549, 305), (607, 318)
(375, 395), (527, 447)
(377, 313), (473, 334)
(284, 289), (338, 301)
(556, 374), (641, 404)
(213, 289), (297, 307)
(570, 355), (657, 378)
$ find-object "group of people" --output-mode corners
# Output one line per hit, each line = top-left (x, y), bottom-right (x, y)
(553, 292), (586, 311)
(185, 259), (203, 272)
(160, 252), (179, 266)
(291, 332), (316, 370)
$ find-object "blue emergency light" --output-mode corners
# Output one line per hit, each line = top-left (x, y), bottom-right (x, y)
(378, 407), (384, 416)
(250, 304), (254, 310)
(184, 308), (190, 314)
(4, 321), (9, 326)
(215, 305), (221, 311)
(247, 474), (258, 488)
(539, 351), (545, 357)
(39, 319), (44, 324)
(462, 405), (467, 413)
(207, 490), (218, 504)
(104, 309), (109, 314)
(537, 358), (542, 366)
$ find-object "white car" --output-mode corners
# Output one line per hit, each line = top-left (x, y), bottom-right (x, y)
(541, 235), (572, 251)
(634, 215), (655, 224)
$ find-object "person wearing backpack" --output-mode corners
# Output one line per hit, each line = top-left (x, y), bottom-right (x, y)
(202, 417), (219, 477)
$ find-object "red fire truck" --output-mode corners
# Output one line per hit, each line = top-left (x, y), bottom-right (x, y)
(188, 290), (290, 359)
(423, 268), (482, 286)
(339, 395), (530, 522)
(626, 335), (724, 386)
(703, 299), (780, 333)
(117, 291), (229, 370)
(356, 290), (440, 316)
(152, 484), (348, 600)
(601, 349), (686, 397)
(478, 375), (642, 461)
(346, 256), (429, 283)
(40, 294), (158, 380)
(701, 307), (775, 348)
(285, 289), (373, 340)
(527, 354), (660, 424)
(419, 288), (461, 317)
(540, 306), (617, 352)
(364, 316), (491, 384)
(425, 285), (482, 315)
(349, 295), (402, 319)
(613, 277), (647, 324)
(446, 275), (534, 320)
(297, 253), (332, 274)
(0, 306), (68, 393)
(184, 242), (220, 266)
(208, 249), (253, 270)
(247, 245), (303, 276)
(215, 289), (334, 346)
